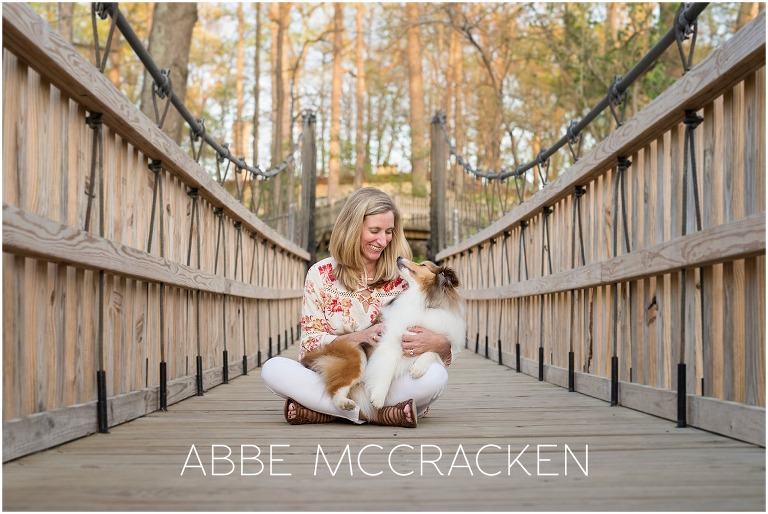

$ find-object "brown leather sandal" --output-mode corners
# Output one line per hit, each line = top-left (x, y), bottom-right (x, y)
(371, 399), (417, 428)
(284, 398), (337, 425)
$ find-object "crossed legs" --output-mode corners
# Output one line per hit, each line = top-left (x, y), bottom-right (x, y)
(261, 356), (448, 426)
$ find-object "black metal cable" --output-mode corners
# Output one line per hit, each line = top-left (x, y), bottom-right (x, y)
(485, 240), (497, 359)
(502, 231), (512, 286)
(234, 222), (248, 374)
(84, 113), (103, 232)
(568, 186), (587, 391)
(249, 233), (263, 366)
(91, 4), (118, 74)
(611, 157), (632, 406)
(211, 207), (230, 381)
(538, 207), (553, 381)
(678, 110), (705, 426)
(186, 189), (199, 267)
(147, 160), (168, 410)
(263, 240), (273, 359)
(515, 221), (529, 373)
(183, 188), (204, 395)
(499, 231), (512, 365)
(474, 247), (482, 354)
(151, 69), (173, 129)
(675, 3), (699, 73)
(84, 109), (109, 432)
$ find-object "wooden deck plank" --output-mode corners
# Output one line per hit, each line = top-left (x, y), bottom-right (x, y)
(2, 345), (764, 511)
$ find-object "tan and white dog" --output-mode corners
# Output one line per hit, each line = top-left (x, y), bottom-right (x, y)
(300, 257), (466, 420)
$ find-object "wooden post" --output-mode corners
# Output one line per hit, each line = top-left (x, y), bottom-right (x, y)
(301, 112), (317, 265)
(429, 112), (447, 261)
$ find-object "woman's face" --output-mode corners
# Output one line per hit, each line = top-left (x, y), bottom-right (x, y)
(360, 211), (395, 268)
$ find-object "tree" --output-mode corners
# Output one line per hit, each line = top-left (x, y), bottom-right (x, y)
(405, 3), (427, 196)
(269, 2), (293, 224)
(139, 3), (198, 144)
(445, 3), (465, 190)
(250, 3), (263, 214)
(328, 3), (344, 205)
(354, 3), (366, 189)
(234, 3), (246, 159)
(736, 3), (760, 29)
(58, 3), (74, 43)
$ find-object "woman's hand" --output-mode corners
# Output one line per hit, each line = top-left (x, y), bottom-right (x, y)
(336, 323), (385, 347)
(401, 326), (451, 361)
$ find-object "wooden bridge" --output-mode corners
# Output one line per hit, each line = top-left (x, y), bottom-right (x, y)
(2, 344), (764, 511)
(2, 3), (765, 510)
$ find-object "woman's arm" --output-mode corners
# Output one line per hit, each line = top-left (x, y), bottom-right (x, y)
(300, 265), (385, 358)
(300, 270), (337, 358)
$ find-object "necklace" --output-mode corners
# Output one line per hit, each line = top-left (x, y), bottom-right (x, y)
(357, 269), (377, 292)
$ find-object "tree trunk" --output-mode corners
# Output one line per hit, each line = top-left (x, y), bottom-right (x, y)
(447, 5), (464, 192)
(405, 3), (427, 197)
(279, 5), (293, 233)
(270, 3), (284, 167)
(235, 3), (245, 159)
(251, 3), (262, 213)
(269, 3), (292, 222)
(604, 3), (620, 52)
(107, 35), (122, 89)
(363, 11), (373, 179)
(58, 3), (74, 43)
(373, 94), (387, 167)
(736, 3), (759, 29)
(139, 3), (198, 144)
(319, 52), (328, 177)
(354, 4), (365, 189)
(328, 3), (344, 205)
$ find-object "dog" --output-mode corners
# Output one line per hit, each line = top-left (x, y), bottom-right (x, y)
(300, 257), (466, 420)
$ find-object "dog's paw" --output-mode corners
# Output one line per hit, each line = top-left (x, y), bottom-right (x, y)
(335, 398), (356, 411)
(408, 359), (430, 378)
(368, 387), (387, 409)
(409, 353), (439, 378)
(332, 390), (356, 411)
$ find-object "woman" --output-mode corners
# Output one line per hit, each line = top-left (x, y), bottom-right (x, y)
(261, 187), (454, 428)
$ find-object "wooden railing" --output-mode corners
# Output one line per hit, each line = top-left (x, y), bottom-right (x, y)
(436, 13), (766, 446)
(2, 4), (309, 461)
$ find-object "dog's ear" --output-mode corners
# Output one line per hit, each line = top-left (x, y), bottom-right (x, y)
(438, 266), (459, 288)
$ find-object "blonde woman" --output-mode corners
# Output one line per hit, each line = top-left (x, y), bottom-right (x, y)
(261, 187), (454, 428)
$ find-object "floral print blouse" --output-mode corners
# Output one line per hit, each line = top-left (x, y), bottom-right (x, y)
(299, 256), (408, 360)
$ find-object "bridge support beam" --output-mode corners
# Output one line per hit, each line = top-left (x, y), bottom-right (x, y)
(301, 112), (317, 264)
(429, 113), (447, 261)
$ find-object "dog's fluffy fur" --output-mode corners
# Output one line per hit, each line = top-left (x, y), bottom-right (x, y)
(300, 257), (466, 420)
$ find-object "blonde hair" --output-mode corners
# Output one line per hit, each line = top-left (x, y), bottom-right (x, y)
(329, 187), (412, 291)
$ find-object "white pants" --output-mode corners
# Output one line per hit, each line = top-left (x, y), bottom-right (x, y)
(261, 356), (449, 423)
